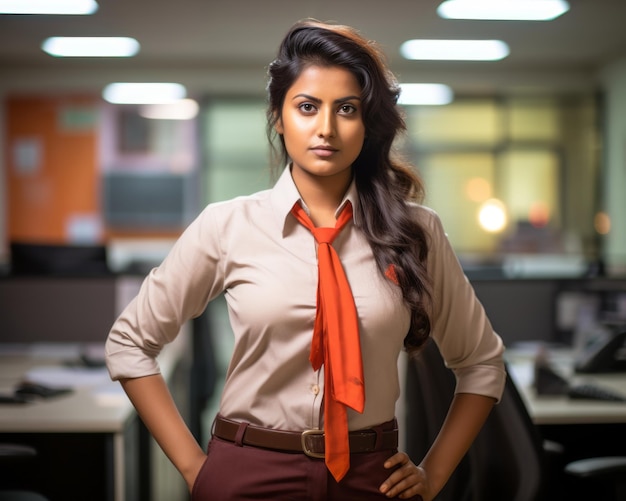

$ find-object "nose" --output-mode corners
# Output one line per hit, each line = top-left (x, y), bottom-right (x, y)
(317, 108), (336, 138)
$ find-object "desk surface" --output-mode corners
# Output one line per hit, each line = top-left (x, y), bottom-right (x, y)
(0, 332), (187, 433)
(506, 345), (626, 425)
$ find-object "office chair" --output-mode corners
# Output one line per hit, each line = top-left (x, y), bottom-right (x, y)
(0, 444), (49, 501)
(404, 339), (474, 501)
(405, 338), (626, 501)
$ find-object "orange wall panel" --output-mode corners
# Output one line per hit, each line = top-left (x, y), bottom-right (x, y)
(6, 96), (101, 244)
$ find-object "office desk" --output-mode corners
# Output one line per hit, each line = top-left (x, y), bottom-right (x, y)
(506, 345), (626, 461)
(0, 332), (189, 501)
(506, 346), (626, 425)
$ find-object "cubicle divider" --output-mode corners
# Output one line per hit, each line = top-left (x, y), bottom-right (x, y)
(469, 275), (626, 346)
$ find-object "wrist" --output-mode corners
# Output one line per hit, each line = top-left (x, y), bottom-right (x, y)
(417, 460), (447, 498)
(180, 449), (207, 490)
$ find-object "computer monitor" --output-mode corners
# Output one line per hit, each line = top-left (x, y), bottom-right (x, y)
(102, 171), (196, 230)
(9, 242), (111, 276)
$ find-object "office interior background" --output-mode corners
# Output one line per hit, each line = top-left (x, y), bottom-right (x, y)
(3, 0), (626, 345)
(2, 1), (626, 499)
(2, 0), (626, 276)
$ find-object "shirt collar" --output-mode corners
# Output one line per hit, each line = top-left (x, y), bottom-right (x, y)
(270, 165), (361, 235)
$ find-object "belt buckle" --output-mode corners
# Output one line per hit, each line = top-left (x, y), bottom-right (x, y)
(301, 429), (325, 458)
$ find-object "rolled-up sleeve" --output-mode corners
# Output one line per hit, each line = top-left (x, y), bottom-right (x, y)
(423, 208), (506, 402)
(105, 206), (225, 380)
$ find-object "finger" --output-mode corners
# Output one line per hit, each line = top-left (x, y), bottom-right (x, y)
(384, 451), (410, 469)
(380, 461), (422, 497)
(381, 472), (423, 499)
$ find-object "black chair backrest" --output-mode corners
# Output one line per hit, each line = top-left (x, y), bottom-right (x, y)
(405, 338), (546, 501)
(472, 367), (546, 501)
(405, 338), (473, 501)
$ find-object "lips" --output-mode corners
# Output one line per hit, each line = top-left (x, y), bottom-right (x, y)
(310, 145), (338, 157)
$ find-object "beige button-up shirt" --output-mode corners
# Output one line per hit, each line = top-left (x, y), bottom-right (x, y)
(105, 166), (506, 432)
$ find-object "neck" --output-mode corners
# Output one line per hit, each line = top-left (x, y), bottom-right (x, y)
(291, 167), (352, 227)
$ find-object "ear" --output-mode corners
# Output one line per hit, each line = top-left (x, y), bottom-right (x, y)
(274, 113), (284, 135)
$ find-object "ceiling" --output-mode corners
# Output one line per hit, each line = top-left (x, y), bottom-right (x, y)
(2, 0), (626, 97)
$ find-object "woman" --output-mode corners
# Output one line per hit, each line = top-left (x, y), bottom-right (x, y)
(105, 19), (506, 500)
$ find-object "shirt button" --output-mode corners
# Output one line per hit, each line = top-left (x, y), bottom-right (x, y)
(311, 384), (320, 395)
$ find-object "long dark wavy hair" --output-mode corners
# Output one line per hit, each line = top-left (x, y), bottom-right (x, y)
(266, 19), (432, 354)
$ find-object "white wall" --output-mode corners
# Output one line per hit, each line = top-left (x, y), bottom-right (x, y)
(601, 58), (626, 274)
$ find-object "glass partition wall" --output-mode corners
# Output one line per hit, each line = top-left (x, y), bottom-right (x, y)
(200, 94), (602, 276)
(398, 95), (601, 275)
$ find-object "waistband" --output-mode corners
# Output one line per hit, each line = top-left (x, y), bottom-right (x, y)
(212, 415), (398, 459)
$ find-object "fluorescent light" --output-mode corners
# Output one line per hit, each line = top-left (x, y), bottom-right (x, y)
(437, 0), (569, 21)
(103, 83), (187, 104)
(0, 0), (98, 14)
(139, 99), (199, 120)
(42, 37), (139, 57)
(400, 39), (509, 61)
(398, 83), (453, 106)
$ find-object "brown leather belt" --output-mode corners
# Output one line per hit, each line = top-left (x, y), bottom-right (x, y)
(213, 415), (398, 458)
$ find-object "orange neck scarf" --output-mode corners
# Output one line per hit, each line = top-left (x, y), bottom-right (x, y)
(291, 201), (365, 482)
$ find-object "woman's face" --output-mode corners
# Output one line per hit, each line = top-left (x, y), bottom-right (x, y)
(275, 64), (365, 186)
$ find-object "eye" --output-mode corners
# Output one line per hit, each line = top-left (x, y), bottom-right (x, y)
(338, 104), (357, 115)
(298, 102), (317, 114)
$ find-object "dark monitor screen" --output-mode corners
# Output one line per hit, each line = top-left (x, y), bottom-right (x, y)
(103, 171), (195, 229)
(470, 278), (559, 344)
(10, 242), (111, 276)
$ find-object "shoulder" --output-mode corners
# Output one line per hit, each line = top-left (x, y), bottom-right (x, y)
(199, 188), (273, 222)
(176, 188), (275, 247)
(405, 202), (445, 234)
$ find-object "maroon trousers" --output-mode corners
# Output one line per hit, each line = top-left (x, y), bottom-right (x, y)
(191, 436), (421, 500)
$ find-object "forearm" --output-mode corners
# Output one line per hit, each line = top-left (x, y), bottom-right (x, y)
(419, 393), (495, 495)
(120, 374), (206, 489)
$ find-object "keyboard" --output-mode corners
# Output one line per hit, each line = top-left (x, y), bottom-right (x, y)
(567, 383), (626, 402)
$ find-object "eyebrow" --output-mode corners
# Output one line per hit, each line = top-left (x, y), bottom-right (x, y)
(292, 93), (361, 104)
